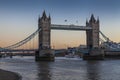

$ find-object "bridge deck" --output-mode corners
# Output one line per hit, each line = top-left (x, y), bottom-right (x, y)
(51, 24), (92, 30)
(0, 49), (37, 52)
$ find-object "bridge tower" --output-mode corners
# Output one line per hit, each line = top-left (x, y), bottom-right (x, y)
(86, 14), (99, 48)
(35, 11), (54, 61)
(84, 14), (104, 60)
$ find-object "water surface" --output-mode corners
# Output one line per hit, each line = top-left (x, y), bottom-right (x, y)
(0, 56), (120, 80)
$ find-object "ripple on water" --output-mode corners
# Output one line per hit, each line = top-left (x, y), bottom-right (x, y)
(1, 56), (120, 80)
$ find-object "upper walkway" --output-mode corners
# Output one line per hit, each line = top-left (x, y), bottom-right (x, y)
(51, 24), (92, 31)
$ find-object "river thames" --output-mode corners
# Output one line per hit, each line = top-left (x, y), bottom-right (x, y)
(0, 56), (120, 80)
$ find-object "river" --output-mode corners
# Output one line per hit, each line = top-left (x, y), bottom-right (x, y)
(0, 56), (120, 80)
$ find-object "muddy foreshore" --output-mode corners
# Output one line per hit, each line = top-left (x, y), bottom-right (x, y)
(0, 69), (21, 80)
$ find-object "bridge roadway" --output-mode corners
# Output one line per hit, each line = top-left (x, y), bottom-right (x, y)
(51, 24), (92, 30)
(0, 49), (37, 53)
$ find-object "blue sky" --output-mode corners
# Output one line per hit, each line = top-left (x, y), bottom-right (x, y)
(0, 0), (120, 49)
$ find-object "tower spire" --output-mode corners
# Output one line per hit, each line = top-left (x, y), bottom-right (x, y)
(86, 18), (89, 24)
(48, 13), (51, 20)
(89, 14), (96, 23)
(38, 15), (40, 21)
(97, 16), (99, 23)
(42, 10), (47, 20)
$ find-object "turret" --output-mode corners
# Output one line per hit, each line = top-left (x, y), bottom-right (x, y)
(48, 14), (51, 20)
(42, 10), (47, 20)
(97, 17), (99, 24)
(86, 18), (89, 25)
(39, 10), (51, 22)
(38, 15), (40, 23)
(89, 14), (96, 23)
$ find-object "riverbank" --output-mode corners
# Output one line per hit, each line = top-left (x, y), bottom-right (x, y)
(0, 69), (21, 80)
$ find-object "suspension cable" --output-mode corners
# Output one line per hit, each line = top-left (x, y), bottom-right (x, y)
(99, 31), (111, 42)
(4, 28), (41, 49)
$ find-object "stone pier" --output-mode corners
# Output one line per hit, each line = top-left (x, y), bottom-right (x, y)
(83, 48), (104, 60)
(35, 49), (54, 61)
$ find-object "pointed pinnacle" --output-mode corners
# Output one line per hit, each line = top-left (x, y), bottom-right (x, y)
(42, 10), (47, 18)
(90, 14), (96, 22)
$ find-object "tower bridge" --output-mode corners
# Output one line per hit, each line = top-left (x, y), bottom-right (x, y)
(0, 11), (120, 61)
(36, 11), (102, 61)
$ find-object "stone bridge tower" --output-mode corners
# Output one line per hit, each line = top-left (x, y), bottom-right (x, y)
(38, 11), (51, 49)
(86, 14), (99, 49)
(35, 11), (54, 61)
(84, 14), (104, 60)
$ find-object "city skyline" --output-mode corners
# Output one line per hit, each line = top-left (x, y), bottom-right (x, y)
(0, 0), (120, 49)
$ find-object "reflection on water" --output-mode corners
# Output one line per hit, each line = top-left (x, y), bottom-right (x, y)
(37, 62), (52, 80)
(0, 56), (120, 80)
(85, 61), (100, 80)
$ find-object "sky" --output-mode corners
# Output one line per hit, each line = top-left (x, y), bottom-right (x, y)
(0, 0), (120, 49)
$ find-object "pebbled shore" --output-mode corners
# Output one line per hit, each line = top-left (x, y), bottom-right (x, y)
(0, 69), (21, 80)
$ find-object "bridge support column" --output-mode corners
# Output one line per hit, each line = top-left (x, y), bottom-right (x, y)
(35, 11), (54, 61)
(83, 48), (104, 60)
(35, 49), (54, 61)
(84, 14), (104, 60)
